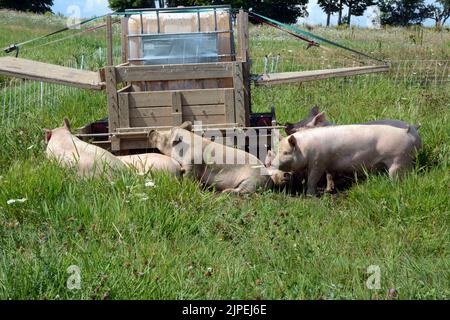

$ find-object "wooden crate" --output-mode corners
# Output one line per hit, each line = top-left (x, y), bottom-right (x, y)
(102, 9), (251, 153)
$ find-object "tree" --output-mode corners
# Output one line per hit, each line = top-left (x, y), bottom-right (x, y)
(109, 0), (161, 12)
(337, 0), (344, 24)
(427, 0), (450, 28)
(0, 0), (53, 13)
(318, 0), (340, 26)
(344, 0), (375, 25)
(167, 0), (309, 24)
(378, 0), (430, 26)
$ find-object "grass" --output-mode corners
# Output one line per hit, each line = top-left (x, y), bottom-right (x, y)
(0, 10), (449, 299)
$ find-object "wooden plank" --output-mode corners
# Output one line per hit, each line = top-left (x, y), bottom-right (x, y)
(130, 107), (171, 119)
(233, 63), (246, 126)
(224, 89), (235, 124)
(238, 11), (251, 126)
(115, 63), (234, 82)
(254, 65), (390, 86)
(106, 15), (114, 66)
(131, 117), (172, 127)
(129, 105), (225, 118)
(118, 93), (130, 128)
(128, 88), (227, 108)
(0, 57), (104, 90)
(131, 114), (226, 127)
(105, 66), (120, 150)
(116, 122), (238, 133)
(237, 10), (249, 63)
(184, 115), (226, 125)
(171, 91), (183, 126)
(121, 16), (129, 64)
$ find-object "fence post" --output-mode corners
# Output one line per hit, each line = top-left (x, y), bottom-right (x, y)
(40, 81), (44, 109)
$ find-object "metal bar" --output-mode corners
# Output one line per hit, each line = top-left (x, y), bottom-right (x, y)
(127, 53), (235, 62)
(156, 10), (160, 33)
(197, 11), (201, 32)
(214, 8), (217, 31)
(127, 30), (232, 37)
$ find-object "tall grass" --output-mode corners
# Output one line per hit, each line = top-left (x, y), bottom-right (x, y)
(0, 11), (448, 299)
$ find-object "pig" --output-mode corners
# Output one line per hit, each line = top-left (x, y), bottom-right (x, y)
(273, 124), (421, 195)
(284, 106), (422, 192)
(151, 126), (285, 194)
(285, 106), (421, 147)
(117, 153), (183, 177)
(44, 118), (126, 177)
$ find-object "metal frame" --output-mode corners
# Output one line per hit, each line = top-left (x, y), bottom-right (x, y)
(125, 5), (236, 65)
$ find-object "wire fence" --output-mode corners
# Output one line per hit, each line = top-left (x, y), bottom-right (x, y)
(0, 46), (123, 128)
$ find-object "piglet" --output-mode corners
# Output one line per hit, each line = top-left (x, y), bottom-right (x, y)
(273, 124), (421, 195)
(44, 118), (125, 177)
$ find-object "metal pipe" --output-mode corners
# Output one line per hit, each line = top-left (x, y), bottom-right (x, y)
(127, 30), (232, 37)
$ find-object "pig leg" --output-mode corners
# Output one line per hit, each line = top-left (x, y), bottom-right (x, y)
(325, 172), (335, 193)
(387, 158), (412, 180)
(222, 179), (257, 194)
(306, 167), (325, 196)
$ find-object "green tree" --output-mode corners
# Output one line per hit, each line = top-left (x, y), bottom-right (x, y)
(344, 0), (375, 25)
(318, 0), (340, 26)
(427, 0), (450, 28)
(108, 0), (161, 12)
(378, 0), (430, 26)
(0, 0), (53, 13)
(167, 0), (309, 24)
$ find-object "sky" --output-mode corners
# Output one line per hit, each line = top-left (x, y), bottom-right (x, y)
(52, 0), (443, 27)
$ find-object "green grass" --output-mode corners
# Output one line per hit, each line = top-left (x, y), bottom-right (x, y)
(0, 10), (449, 299)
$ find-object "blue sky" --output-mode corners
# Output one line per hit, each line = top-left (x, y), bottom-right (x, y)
(52, 0), (442, 27)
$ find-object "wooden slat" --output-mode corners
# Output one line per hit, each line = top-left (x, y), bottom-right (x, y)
(0, 57), (104, 90)
(129, 105), (225, 118)
(237, 10), (249, 63)
(224, 89), (235, 124)
(106, 15), (113, 66)
(128, 88), (227, 108)
(131, 117), (172, 127)
(171, 91), (183, 126)
(254, 65), (390, 86)
(115, 63), (234, 82)
(131, 114), (227, 127)
(121, 16), (129, 64)
(106, 66), (119, 131)
(118, 93), (130, 128)
(116, 123), (238, 133)
(106, 66), (120, 150)
(233, 63), (246, 126)
(184, 115), (226, 125)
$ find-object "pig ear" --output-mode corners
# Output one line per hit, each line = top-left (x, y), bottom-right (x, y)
(288, 135), (297, 148)
(310, 112), (326, 126)
(44, 129), (52, 143)
(284, 123), (294, 135)
(179, 121), (192, 131)
(265, 150), (275, 167)
(310, 106), (320, 116)
(63, 117), (71, 131)
(149, 129), (159, 141)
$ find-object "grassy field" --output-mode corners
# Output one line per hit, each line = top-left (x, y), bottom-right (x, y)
(0, 10), (449, 299)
